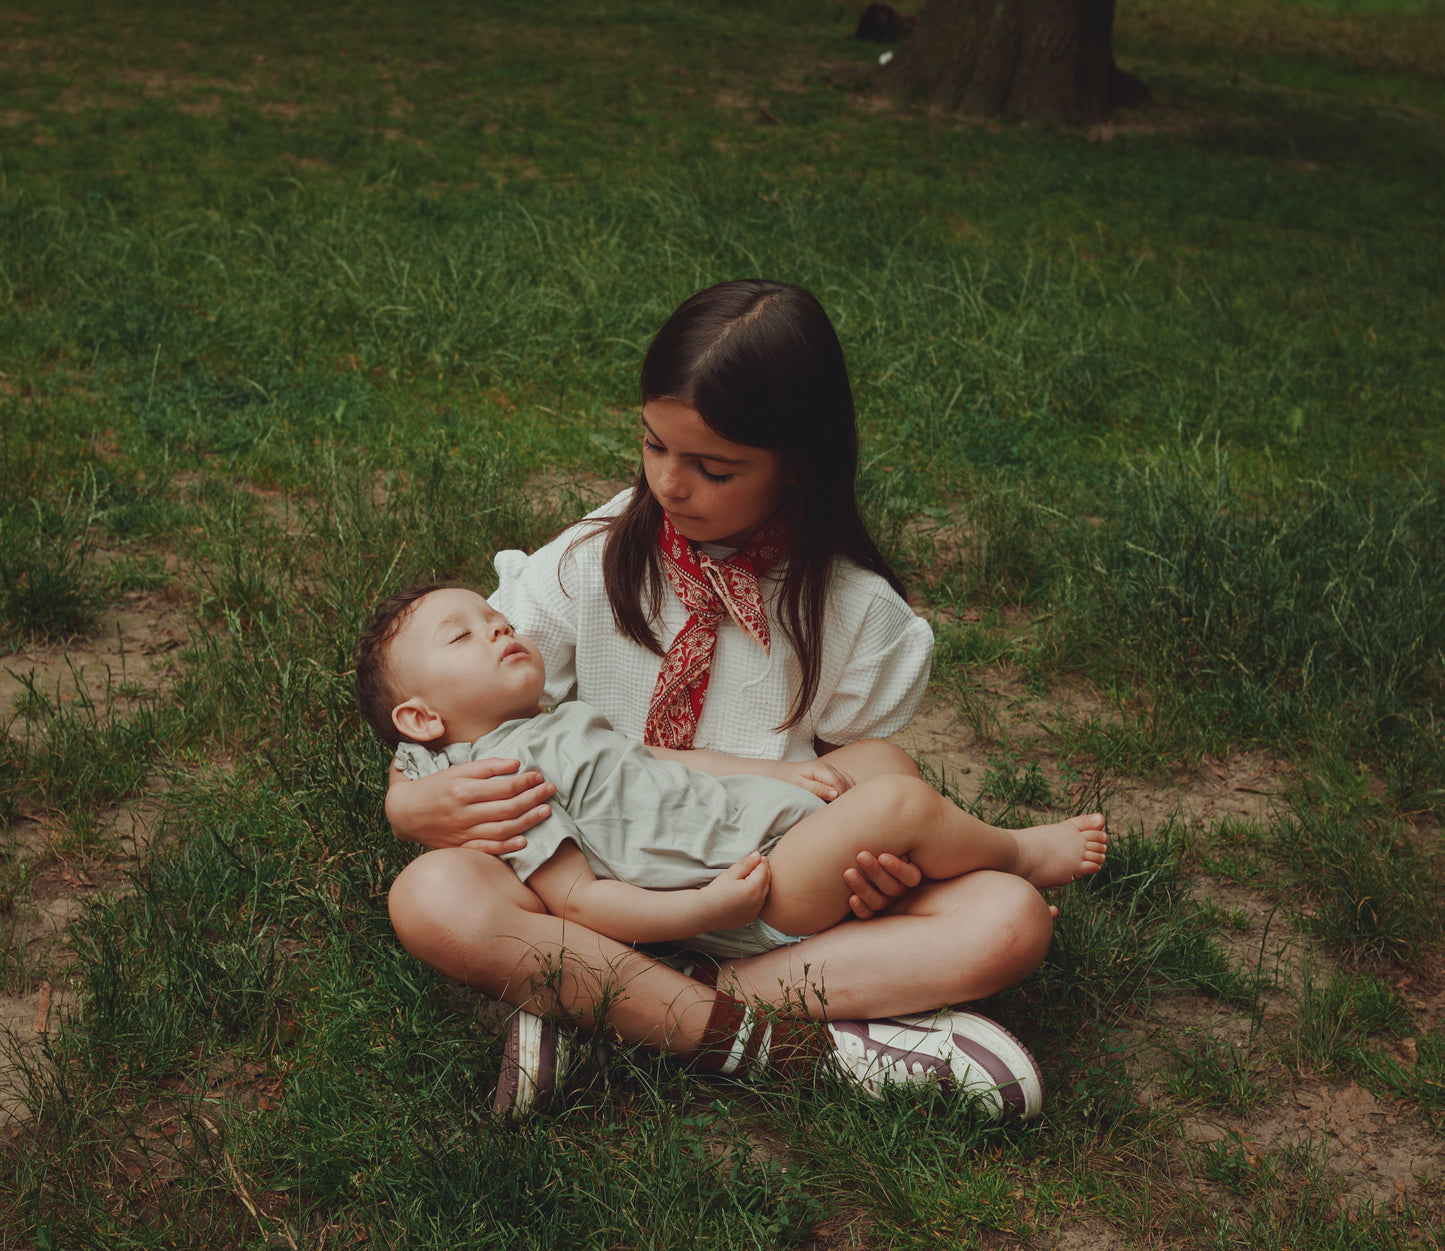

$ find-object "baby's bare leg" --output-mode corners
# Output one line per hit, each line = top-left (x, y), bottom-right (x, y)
(760, 776), (1107, 937)
(819, 740), (924, 910)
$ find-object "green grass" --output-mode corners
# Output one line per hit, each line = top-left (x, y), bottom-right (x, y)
(1, 0), (1443, 1246)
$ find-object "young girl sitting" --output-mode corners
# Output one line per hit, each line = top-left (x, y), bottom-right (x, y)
(362, 585), (1106, 952)
(384, 280), (1071, 1118)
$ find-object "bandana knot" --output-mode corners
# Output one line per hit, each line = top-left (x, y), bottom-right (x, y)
(643, 512), (788, 749)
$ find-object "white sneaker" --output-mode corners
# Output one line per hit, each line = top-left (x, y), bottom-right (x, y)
(826, 1010), (1045, 1119)
(493, 1011), (572, 1115)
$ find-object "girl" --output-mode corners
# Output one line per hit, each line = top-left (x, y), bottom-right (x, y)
(385, 281), (1068, 1117)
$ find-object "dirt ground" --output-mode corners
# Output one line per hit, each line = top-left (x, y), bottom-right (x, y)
(1, 591), (189, 1124)
(2, 590), (1440, 1232)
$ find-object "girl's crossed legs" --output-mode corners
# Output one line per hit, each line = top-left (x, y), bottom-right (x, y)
(387, 846), (1055, 1051)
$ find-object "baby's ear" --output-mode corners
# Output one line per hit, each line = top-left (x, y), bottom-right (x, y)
(392, 699), (445, 743)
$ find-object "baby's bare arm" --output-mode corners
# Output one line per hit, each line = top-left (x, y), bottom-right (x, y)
(527, 843), (770, 944)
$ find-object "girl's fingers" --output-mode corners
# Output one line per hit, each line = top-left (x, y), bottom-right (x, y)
(879, 852), (922, 887)
(843, 853), (921, 915)
(462, 780), (557, 822)
(856, 851), (921, 893)
(461, 807), (550, 843)
(725, 852), (770, 894)
(447, 760), (557, 802)
(460, 835), (530, 854)
(843, 868), (889, 914)
(444, 757), (525, 780)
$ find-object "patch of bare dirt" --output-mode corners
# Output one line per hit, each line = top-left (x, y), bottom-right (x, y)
(1, 588), (190, 728)
(1181, 1082), (1442, 1214)
(1, 579), (188, 1126)
(892, 689), (1284, 834)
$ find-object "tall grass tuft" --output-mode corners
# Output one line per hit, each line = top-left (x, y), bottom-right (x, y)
(0, 493), (103, 646)
(1066, 447), (1445, 793)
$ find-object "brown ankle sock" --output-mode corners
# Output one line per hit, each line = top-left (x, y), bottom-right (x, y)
(689, 993), (830, 1078)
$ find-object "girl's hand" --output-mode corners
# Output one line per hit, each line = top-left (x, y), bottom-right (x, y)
(385, 758), (557, 852)
(844, 851), (922, 920)
(771, 759), (856, 803)
(697, 851), (771, 930)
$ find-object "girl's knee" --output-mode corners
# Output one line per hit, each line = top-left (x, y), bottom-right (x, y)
(388, 848), (540, 942)
(861, 739), (920, 779)
(991, 874), (1054, 969)
(830, 739), (920, 782)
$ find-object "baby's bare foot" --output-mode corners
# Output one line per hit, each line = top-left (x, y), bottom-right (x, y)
(1011, 814), (1108, 889)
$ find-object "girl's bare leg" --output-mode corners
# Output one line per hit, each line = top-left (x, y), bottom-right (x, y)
(388, 848), (719, 1052)
(817, 738), (921, 785)
(724, 869), (1055, 1020)
(760, 774), (1106, 938)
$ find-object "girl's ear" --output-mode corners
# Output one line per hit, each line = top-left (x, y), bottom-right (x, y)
(392, 699), (445, 743)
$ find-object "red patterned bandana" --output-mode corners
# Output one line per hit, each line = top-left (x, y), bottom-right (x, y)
(643, 511), (789, 749)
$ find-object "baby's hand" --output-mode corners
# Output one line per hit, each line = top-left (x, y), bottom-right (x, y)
(772, 759), (856, 803)
(697, 851), (771, 929)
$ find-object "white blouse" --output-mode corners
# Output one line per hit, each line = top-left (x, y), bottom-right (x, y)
(490, 490), (933, 762)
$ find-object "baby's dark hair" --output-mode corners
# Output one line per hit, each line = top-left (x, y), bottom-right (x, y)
(354, 583), (447, 749)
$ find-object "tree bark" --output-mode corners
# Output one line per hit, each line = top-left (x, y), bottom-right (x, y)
(883, 0), (1147, 127)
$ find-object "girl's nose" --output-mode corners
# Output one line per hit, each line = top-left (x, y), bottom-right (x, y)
(655, 459), (686, 500)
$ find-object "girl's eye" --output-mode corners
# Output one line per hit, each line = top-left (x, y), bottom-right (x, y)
(700, 466), (735, 484)
(642, 437), (663, 454)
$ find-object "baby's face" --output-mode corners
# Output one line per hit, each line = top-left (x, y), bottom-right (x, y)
(389, 588), (546, 743)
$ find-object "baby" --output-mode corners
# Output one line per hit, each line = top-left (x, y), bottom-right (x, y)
(356, 585), (1108, 960)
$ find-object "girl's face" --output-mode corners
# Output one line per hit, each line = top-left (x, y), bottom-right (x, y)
(641, 398), (792, 548)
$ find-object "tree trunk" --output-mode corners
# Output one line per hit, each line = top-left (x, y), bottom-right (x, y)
(883, 0), (1147, 127)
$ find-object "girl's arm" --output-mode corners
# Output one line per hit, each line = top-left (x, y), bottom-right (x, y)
(528, 843), (771, 944)
(385, 760), (557, 852)
(645, 745), (854, 802)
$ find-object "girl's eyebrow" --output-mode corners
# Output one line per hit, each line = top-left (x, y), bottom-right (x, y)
(641, 418), (751, 466)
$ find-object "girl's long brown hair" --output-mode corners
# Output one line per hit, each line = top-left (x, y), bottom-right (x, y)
(598, 280), (905, 732)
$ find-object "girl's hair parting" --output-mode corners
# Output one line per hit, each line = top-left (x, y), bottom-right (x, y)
(600, 278), (905, 731)
(355, 583), (447, 749)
